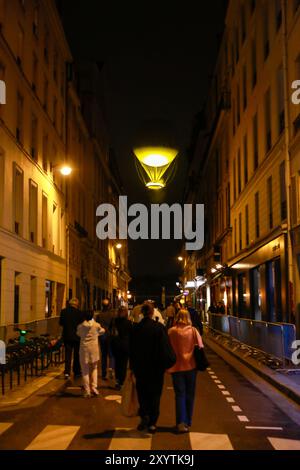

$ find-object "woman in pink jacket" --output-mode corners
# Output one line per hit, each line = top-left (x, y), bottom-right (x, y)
(168, 309), (204, 433)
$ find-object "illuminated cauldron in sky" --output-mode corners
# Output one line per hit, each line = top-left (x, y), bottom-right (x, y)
(133, 120), (178, 190)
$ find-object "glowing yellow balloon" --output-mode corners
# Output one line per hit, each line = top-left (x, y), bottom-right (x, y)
(133, 146), (178, 190)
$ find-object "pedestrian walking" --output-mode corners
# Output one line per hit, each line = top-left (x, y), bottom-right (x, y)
(187, 301), (204, 335)
(110, 306), (132, 390)
(165, 302), (176, 329)
(129, 302), (176, 434)
(76, 311), (105, 398)
(96, 299), (115, 380)
(59, 298), (84, 379)
(168, 309), (204, 433)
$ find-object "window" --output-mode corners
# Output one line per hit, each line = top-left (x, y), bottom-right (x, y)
(44, 28), (49, 64)
(243, 64), (247, 110)
(253, 113), (259, 170)
(43, 78), (48, 111)
(226, 183), (230, 227)
(17, 24), (24, 66)
(33, 4), (39, 37)
(239, 212), (242, 251)
(233, 159), (237, 200)
(275, 0), (282, 30)
(235, 28), (239, 64)
(280, 161), (287, 220)
(16, 92), (23, 143)
(234, 219), (237, 254)
(237, 84), (240, 126)
(265, 88), (271, 153)
(42, 193), (48, 248)
(267, 176), (273, 229)
(53, 97), (57, 128)
(53, 49), (58, 82)
(42, 134), (48, 172)
(13, 164), (23, 236)
(29, 180), (38, 243)
(237, 149), (241, 194)
(31, 114), (38, 160)
(245, 204), (249, 246)
(277, 65), (284, 135)
(255, 192), (259, 238)
(32, 53), (38, 92)
(251, 38), (257, 89)
(263, 4), (269, 60)
(241, 4), (246, 43)
(243, 134), (248, 184)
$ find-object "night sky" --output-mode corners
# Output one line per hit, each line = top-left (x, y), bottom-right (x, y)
(58, 0), (226, 297)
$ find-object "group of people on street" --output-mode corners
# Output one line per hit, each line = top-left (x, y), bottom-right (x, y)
(59, 297), (205, 433)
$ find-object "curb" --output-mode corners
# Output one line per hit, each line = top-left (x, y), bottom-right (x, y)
(205, 333), (300, 406)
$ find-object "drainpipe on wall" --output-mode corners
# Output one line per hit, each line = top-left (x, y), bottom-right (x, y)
(282, 0), (295, 325)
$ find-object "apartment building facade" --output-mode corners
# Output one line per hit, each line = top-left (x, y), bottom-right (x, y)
(0, 0), (130, 334)
(184, 0), (300, 334)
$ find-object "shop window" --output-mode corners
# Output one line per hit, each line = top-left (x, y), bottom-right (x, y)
(250, 267), (262, 321)
(238, 273), (247, 317)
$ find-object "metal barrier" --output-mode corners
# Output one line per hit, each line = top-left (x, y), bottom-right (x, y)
(208, 313), (296, 365)
(0, 336), (64, 395)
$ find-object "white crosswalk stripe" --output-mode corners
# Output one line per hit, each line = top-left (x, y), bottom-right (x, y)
(0, 422), (13, 436)
(109, 428), (152, 450)
(268, 437), (300, 450)
(189, 432), (234, 450)
(25, 425), (80, 450)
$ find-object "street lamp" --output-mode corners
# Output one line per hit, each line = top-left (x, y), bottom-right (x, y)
(178, 256), (183, 262)
(60, 165), (72, 176)
(116, 243), (122, 249)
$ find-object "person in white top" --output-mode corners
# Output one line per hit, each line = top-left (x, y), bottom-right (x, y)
(138, 300), (165, 325)
(77, 311), (105, 397)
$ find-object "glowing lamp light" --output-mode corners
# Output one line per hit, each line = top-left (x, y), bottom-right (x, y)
(134, 146), (177, 168)
(60, 165), (72, 176)
(145, 181), (165, 190)
(133, 145), (178, 191)
(211, 268), (217, 274)
(178, 256), (183, 261)
(116, 243), (122, 249)
(179, 298), (185, 305)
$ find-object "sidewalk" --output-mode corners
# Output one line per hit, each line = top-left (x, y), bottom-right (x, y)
(0, 366), (64, 408)
(205, 328), (300, 406)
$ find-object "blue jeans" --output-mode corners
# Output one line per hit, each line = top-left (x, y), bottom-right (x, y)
(171, 369), (197, 426)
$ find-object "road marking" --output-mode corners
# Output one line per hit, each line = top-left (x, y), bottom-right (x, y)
(211, 376), (218, 379)
(167, 387), (174, 390)
(268, 437), (300, 450)
(226, 397), (235, 403)
(246, 426), (283, 431)
(232, 406), (242, 412)
(104, 395), (122, 401)
(26, 425), (80, 450)
(217, 385), (226, 389)
(207, 368), (212, 371)
(0, 423), (13, 436)
(214, 380), (221, 384)
(109, 428), (152, 450)
(238, 415), (249, 422)
(190, 432), (233, 450)
(222, 391), (230, 396)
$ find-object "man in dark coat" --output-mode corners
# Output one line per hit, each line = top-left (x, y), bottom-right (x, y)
(129, 302), (176, 434)
(59, 298), (84, 378)
(187, 301), (204, 336)
(96, 299), (115, 380)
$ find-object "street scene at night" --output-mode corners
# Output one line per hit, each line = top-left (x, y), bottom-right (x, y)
(1, 0), (300, 461)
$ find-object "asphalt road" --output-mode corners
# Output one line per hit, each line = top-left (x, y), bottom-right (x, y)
(0, 347), (300, 450)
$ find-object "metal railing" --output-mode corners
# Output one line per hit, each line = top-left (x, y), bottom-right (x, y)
(208, 313), (296, 366)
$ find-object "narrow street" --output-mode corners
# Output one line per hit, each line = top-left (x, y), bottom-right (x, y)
(0, 347), (299, 451)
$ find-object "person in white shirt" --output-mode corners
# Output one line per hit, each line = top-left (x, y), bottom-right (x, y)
(138, 300), (165, 325)
(77, 311), (105, 398)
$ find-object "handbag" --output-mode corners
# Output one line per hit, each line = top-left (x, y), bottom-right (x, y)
(121, 370), (139, 417)
(192, 327), (209, 372)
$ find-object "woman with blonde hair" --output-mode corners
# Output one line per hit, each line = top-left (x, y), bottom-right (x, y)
(168, 309), (204, 433)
